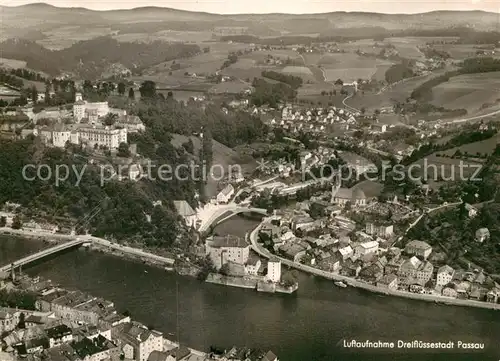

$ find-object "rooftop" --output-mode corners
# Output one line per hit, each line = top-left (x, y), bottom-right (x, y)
(209, 235), (249, 249)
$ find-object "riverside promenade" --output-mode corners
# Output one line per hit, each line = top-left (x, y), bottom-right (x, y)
(249, 222), (500, 311)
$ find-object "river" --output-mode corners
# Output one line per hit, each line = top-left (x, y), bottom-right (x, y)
(1, 219), (499, 361)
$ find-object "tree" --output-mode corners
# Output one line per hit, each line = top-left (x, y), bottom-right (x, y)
(0, 216), (6, 227)
(103, 113), (118, 126)
(117, 142), (131, 158)
(31, 86), (38, 104)
(12, 215), (22, 230)
(139, 81), (156, 98)
(361, 107), (366, 115)
(117, 82), (126, 95)
(128, 87), (135, 99)
(18, 312), (26, 329)
(281, 271), (298, 287)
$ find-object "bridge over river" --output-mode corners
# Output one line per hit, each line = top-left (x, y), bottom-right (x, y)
(0, 238), (87, 273)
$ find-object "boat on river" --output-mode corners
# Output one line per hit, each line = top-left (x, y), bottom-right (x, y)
(334, 281), (347, 288)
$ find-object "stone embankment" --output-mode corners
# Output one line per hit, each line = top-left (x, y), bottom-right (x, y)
(249, 223), (500, 311)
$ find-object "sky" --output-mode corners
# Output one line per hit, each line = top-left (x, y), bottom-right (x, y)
(0, 0), (499, 14)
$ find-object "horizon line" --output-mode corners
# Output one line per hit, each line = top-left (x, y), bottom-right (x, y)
(1, 2), (499, 16)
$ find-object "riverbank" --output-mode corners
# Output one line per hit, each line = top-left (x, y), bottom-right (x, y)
(206, 273), (298, 294)
(249, 222), (500, 311)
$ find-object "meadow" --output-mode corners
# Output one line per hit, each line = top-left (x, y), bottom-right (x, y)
(383, 37), (426, 60)
(430, 72), (500, 112)
(38, 26), (113, 50)
(0, 58), (27, 69)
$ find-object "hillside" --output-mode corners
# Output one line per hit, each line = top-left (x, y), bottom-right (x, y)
(1, 3), (499, 39)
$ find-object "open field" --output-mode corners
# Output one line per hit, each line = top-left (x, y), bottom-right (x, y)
(316, 53), (393, 82)
(383, 37), (426, 60)
(440, 133), (500, 157)
(431, 44), (500, 60)
(209, 80), (252, 94)
(0, 58), (27, 69)
(114, 30), (213, 43)
(38, 26), (113, 50)
(431, 72), (500, 112)
(411, 154), (483, 189)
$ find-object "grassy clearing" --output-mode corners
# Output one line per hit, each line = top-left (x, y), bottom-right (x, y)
(39, 26), (113, 50)
(430, 72), (500, 112)
(0, 58), (27, 69)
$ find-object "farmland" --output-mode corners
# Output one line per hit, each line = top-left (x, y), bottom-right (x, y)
(383, 37), (426, 60)
(0, 58), (27, 69)
(430, 72), (500, 112)
(38, 26), (114, 50)
(439, 133), (500, 158)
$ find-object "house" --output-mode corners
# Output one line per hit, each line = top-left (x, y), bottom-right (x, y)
(337, 245), (353, 261)
(354, 241), (379, 258)
(475, 228), (490, 243)
(148, 351), (168, 361)
(278, 243), (307, 262)
(217, 184), (235, 203)
(291, 215), (315, 232)
(464, 203), (478, 218)
(72, 335), (119, 361)
(263, 350), (279, 361)
(245, 254), (262, 276)
(112, 323), (163, 361)
(371, 123), (387, 133)
(398, 257), (434, 286)
(173, 201), (197, 228)
(404, 240), (432, 259)
(205, 235), (250, 270)
(377, 274), (398, 290)
(436, 265), (455, 287)
(165, 346), (191, 361)
(115, 115), (146, 133)
(47, 324), (73, 348)
(365, 223), (393, 238)
(331, 187), (367, 207)
(486, 289), (499, 303)
(442, 286), (458, 298)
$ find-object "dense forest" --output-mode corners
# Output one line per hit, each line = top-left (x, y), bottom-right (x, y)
(0, 37), (201, 78)
(261, 70), (303, 89)
(384, 60), (415, 84)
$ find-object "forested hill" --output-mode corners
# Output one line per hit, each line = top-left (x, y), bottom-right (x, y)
(0, 37), (201, 78)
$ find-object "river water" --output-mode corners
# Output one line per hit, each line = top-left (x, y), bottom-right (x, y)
(1, 220), (499, 361)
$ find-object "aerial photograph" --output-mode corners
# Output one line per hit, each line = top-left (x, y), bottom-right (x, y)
(0, 0), (499, 360)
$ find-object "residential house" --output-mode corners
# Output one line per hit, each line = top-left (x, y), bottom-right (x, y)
(165, 346), (191, 361)
(475, 228), (490, 243)
(47, 324), (73, 348)
(278, 243), (307, 262)
(404, 240), (432, 259)
(115, 115), (146, 133)
(112, 323), (163, 361)
(464, 203), (478, 218)
(377, 274), (398, 290)
(217, 184), (235, 203)
(486, 289), (500, 303)
(365, 223), (394, 238)
(331, 187), (368, 207)
(173, 201), (197, 228)
(398, 256), (434, 286)
(205, 235), (250, 270)
(442, 286), (458, 298)
(436, 265), (455, 287)
(291, 215), (315, 232)
(72, 335), (119, 361)
(337, 245), (353, 261)
(354, 241), (379, 258)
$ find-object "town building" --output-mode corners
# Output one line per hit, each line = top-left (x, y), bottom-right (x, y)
(436, 265), (455, 287)
(404, 240), (432, 259)
(112, 323), (163, 361)
(47, 324), (73, 348)
(206, 235), (250, 270)
(377, 274), (398, 290)
(266, 259), (282, 283)
(217, 184), (235, 203)
(398, 256), (434, 286)
(115, 115), (146, 133)
(354, 241), (379, 258)
(365, 223), (394, 238)
(331, 186), (368, 207)
(77, 125), (127, 150)
(475, 228), (490, 243)
(73, 101), (110, 122)
(173, 201), (197, 228)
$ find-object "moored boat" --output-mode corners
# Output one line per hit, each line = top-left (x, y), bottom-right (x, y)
(334, 281), (347, 288)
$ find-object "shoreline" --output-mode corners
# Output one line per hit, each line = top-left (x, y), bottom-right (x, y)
(248, 222), (500, 311)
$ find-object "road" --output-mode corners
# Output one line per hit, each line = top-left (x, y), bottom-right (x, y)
(342, 94), (360, 113)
